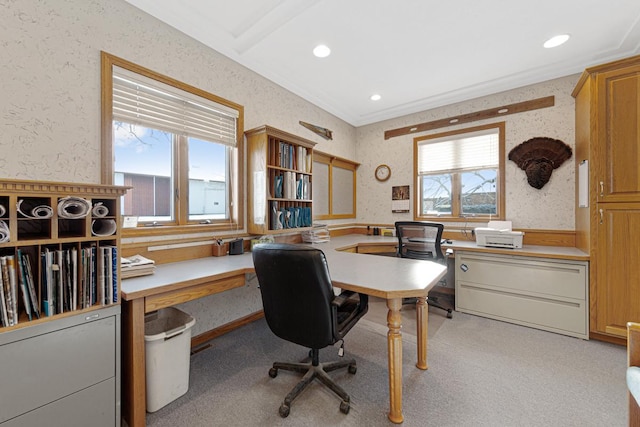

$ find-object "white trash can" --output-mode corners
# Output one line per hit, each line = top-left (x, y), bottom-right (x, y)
(144, 307), (196, 412)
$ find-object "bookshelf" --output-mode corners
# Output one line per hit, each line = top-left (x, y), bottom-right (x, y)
(0, 179), (127, 426)
(246, 125), (316, 235)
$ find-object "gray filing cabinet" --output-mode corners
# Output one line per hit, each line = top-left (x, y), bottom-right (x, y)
(455, 251), (588, 339)
(0, 305), (121, 426)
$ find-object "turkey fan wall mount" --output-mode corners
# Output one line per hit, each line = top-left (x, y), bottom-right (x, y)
(508, 137), (572, 189)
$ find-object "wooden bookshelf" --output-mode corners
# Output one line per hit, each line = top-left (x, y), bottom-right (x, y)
(0, 179), (128, 330)
(245, 125), (316, 235)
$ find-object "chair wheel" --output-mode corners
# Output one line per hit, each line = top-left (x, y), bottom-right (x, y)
(446, 310), (453, 319)
(279, 403), (290, 418)
(348, 364), (357, 374)
(340, 400), (350, 414)
(269, 367), (278, 378)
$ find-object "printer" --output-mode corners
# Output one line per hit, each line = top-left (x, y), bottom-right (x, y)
(474, 220), (524, 249)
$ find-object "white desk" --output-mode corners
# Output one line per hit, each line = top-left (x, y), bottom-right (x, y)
(120, 235), (446, 425)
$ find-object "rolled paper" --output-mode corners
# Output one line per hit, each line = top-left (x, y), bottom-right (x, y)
(17, 199), (54, 219)
(57, 196), (91, 219)
(92, 202), (110, 218)
(0, 220), (9, 243)
(91, 219), (117, 236)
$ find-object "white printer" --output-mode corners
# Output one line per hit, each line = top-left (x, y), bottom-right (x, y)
(474, 220), (524, 249)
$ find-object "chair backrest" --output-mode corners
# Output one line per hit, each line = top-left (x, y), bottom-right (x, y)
(252, 243), (336, 349)
(395, 221), (444, 262)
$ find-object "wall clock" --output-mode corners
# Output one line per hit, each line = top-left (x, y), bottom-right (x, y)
(375, 164), (391, 182)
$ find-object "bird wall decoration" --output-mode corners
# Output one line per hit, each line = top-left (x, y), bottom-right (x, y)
(508, 137), (572, 189)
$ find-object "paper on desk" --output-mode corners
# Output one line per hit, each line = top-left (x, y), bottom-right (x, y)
(121, 254), (155, 267)
(487, 220), (512, 231)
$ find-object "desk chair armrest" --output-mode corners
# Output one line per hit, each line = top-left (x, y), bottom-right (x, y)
(332, 291), (369, 340)
(332, 290), (357, 308)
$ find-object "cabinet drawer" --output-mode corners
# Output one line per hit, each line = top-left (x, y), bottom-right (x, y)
(1, 378), (115, 427)
(456, 252), (586, 299)
(455, 252), (588, 339)
(0, 313), (117, 423)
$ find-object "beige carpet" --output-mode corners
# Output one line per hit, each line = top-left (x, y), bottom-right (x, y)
(145, 300), (627, 427)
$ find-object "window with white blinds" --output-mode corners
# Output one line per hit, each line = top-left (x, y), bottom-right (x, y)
(414, 123), (504, 220)
(102, 52), (244, 231)
(112, 66), (238, 146)
(417, 128), (499, 174)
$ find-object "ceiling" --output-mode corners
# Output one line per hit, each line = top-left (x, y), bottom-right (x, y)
(126, 0), (640, 127)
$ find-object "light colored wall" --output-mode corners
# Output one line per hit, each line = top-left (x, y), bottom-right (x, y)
(356, 75), (580, 230)
(1, 0), (581, 333)
(0, 0), (357, 334)
(0, 0), (356, 184)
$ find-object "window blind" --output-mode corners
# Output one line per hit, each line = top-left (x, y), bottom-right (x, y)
(112, 66), (238, 146)
(417, 128), (499, 174)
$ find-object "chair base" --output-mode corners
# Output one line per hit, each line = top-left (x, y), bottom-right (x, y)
(268, 352), (357, 418)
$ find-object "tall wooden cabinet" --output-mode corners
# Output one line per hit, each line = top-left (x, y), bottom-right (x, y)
(0, 179), (128, 426)
(573, 55), (640, 342)
(245, 125), (316, 235)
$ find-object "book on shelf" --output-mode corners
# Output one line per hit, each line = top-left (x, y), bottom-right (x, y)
(1, 256), (17, 326)
(41, 248), (53, 316)
(70, 248), (78, 311)
(6, 256), (18, 323)
(21, 252), (40, 319)
(101, 245), (117, 304)
(97, 247), (105, 306)
(0, 260), (9, 327)
(16, 250), (32, 321)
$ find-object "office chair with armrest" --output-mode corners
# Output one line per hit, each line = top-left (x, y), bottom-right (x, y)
(252, 243), (369, 418)
(395, 221), (453, 319)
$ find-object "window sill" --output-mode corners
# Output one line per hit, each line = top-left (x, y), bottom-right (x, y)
(122, 222), (242, 238)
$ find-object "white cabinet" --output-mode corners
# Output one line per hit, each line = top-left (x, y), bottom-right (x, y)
(455, 251), (589, 339)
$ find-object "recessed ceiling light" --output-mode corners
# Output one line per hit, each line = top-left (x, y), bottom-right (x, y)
(370, 94), (381, 101)
(544, 34), (570, 48)
(313, 44), (331, 58)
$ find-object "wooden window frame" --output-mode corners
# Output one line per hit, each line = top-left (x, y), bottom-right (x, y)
(100, 52), (244, 237)
(413, 122), (505, 222)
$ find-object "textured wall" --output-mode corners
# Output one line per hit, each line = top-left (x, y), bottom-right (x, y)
(1, 0), (581, 331)
(0, 0), (356, 332)
(356, 75), (580, 230)
(0, 0), (356, 183)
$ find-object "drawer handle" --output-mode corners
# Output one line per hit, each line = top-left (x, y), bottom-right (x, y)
(85, 314), (100, 321)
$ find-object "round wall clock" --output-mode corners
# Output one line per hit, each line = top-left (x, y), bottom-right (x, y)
(375, 164), (391, 182)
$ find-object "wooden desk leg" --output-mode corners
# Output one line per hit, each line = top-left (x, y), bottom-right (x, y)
(386, 297), (404, 424)
(122, 298), (147, 427)
(416, 296), (428, 370)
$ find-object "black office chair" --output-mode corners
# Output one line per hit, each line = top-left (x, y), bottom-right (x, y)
(395, 221), (453, 319)
(252, 243), (369, 418)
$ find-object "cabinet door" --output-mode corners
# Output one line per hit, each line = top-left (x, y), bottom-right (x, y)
(596, 64), (640, 202)
(595, 203), (640, 338)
